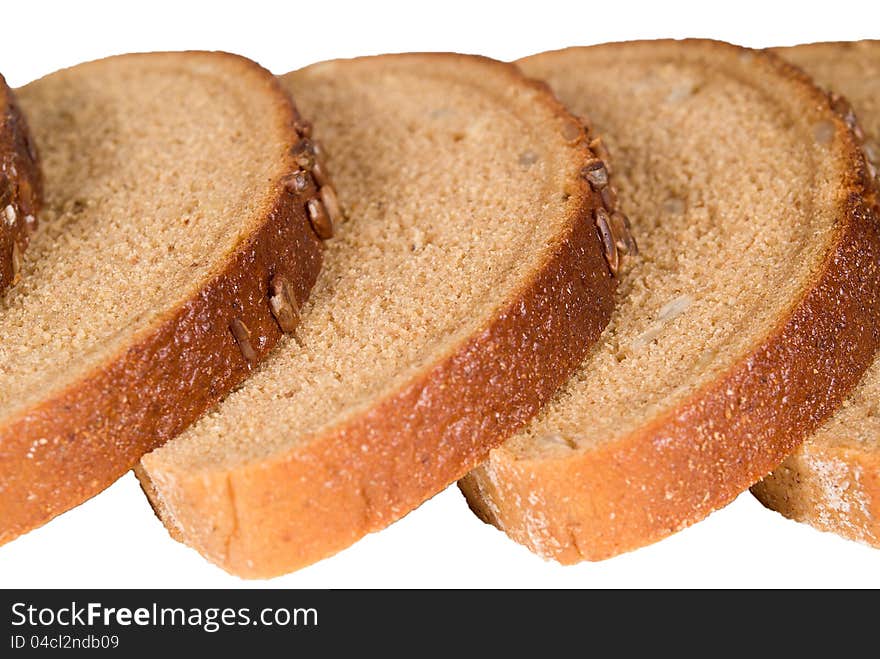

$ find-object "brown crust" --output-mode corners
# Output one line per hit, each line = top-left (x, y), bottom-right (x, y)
(0, 52), (324, 545)
(0, 74), (42, 293)
(138, 53), (617, 578)
(459, 39), (880, 563)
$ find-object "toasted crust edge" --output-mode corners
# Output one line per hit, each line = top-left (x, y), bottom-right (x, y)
(458, 39), (880, 563)
(137, 52), (617, 578)
(0, 51), (325, 545)
(0, 74), (42, 293)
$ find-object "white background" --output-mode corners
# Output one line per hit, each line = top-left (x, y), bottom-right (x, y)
(1, 0), (878, 588)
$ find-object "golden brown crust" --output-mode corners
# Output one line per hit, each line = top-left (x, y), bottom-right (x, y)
(0, 52), (324, 545)
(459, 39), (880, 563)
(0, 74), (42, 293)
(137, 53), (617, 578)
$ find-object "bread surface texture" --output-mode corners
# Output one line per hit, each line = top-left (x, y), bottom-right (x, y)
(138, 53), (616, 578)
(459, 39), (880, 563)
(0, 51), (324, 544)
(0, 74), (42, 293)
(752, 41), (880, 545)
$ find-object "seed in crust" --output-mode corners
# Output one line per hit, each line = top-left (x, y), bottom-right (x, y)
(594, 207), (619, 275)
(610, 210), (637, 255)
(283, 170), (311, 194)
(229, 318), (257, 364)
(582, 160), (609, 189)
(600, 184), (618, 210)
(268, 275), (301, 334)
(307, 197), (334, 239)
(319, 185), (345, 227)
(291, 138), (316, 170)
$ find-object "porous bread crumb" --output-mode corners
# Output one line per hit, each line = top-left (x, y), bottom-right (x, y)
(0, 54), (294, 416)
(145, 56), (587, 471)
(503, 47), (840, 457)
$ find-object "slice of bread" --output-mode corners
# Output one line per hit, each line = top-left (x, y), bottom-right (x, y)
(459, 39), (880, 563)
(0, 74), (42, 292)
(136, 53), (618, 578)
(752, 41), (880, 545)
(0, 52), (324, 544)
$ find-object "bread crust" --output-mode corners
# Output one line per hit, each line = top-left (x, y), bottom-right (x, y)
(0, 74), (42, 293)
(138, 53), (617, 578)
(0, 52), (324, 545)
(459, 39), (880, 563)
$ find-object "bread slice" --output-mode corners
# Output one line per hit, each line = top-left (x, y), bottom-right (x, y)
(0, 74), (42, 292)
(459, 39), (880, 563)
(0, 52), (325, 544)
(136, 53), (619, 578)
(752, 41), (880, 545)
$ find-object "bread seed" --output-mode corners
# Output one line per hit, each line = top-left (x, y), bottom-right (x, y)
(581, 160), (608, 189)
(600, 185), (618, 210)
(320, 185), (345, 228)
(610, 211), (638, 255)
(283, 170), (310, 194)
(291, 139), (316, 170)
(589, 137), (612, 174)
(307, 198), (334, 239)
(312, 159), (331, 188)
(4, 204), (16, 226)
(269, 275), (301, 333)
(594, 208), (619, 275)
(620, 212), (638, 256)
(229, 318), (258, 363)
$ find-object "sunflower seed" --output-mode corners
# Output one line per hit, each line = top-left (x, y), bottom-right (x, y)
(307, 198), (334, 240)
(268, 275), (301, 334)
(594, 208), (619, 275)
(229, 318), (257, 363)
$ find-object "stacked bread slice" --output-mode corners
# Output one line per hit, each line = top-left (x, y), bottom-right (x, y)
(0, 52), (324, 545)
(1, 40), (879, 579)
(136, 54), (619, 578)
(752, 41), (880, 546)
(460, 39), (880, 562)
